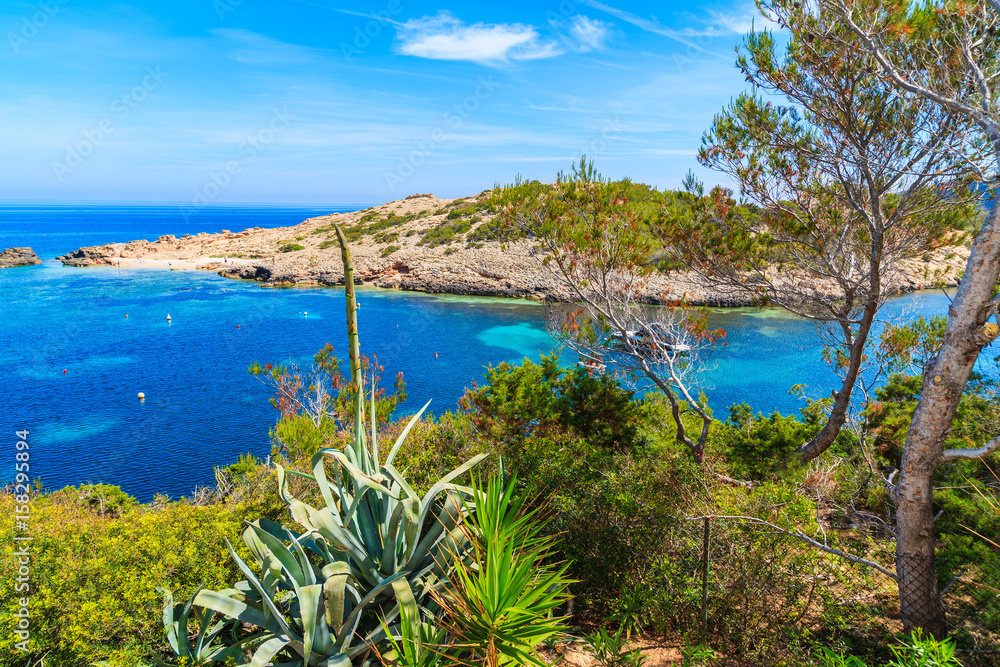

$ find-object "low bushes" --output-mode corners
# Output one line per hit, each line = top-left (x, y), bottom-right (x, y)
(0, 487), (255, 666)
(6, 343), (999, 664)
(418, 220), (472, 247)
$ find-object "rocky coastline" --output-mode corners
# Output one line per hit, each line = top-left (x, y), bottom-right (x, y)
(53, 193), (970, 307)
(1, 247), (42, 268)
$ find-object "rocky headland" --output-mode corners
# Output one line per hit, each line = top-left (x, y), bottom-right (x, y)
(54, 192), (970, 306)
(1, 247), (42, 268)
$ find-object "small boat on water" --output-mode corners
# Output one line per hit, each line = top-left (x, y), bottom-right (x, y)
(578, 358), (606, 373)
(609, 323), (692, 353)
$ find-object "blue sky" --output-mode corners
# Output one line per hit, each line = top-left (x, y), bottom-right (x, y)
(1, 0), (759, 206)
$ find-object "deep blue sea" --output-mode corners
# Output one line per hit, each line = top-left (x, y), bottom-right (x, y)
(0, 204), (957, 500)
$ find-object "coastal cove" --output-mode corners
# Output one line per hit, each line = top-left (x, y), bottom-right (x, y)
(1, 260), (955, 501)
(0, 204), (959, 500)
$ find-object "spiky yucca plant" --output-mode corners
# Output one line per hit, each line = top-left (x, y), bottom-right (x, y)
(435, 474), (573, 667)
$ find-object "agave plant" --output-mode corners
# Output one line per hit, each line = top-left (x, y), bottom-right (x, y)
(256, 223), (487, 640)
(161, 224), (486, 665)
(164, 520), (422, 666)
(153, 586), (248, 666)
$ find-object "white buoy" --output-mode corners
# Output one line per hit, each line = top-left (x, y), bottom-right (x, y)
(166, 314), (172, 321)
(137, 392), (145, 400)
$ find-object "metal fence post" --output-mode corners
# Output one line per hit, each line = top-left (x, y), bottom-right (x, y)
(701, 515), (711, 646)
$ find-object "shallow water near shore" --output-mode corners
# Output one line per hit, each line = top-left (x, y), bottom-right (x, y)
(0, 204), (959, 500)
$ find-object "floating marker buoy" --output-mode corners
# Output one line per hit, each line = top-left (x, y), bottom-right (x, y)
(166, 314), (172, 320)
(125, 314), (128, 318)
(237, 325), (240, 329)
(63, 369), (67, 374)
(137, 392), (145, 400)
(434, 352), (438, 358)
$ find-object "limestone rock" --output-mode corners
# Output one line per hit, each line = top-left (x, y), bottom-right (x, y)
(0, 247), (42, 268)
(49, 191), (973, 305)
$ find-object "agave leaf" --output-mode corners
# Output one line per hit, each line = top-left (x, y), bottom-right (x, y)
(160, 589), (184, 657)
(193, 589), (270, 630)
(176, 584), (203, 657)
(390, 579), (419, 641)
(335, 572), (407, 652)
(415, 454), (488, 533)
(385, 400), (432, 466)
(323, 449), (395, 497)
(380, 499), (407, 575)
(275, 468), (321, 529)
(246, 523), (308, 588)
(400, 497), (421, 567)
(341, 483), (371, 529)
(193, 606), (215, 656)
(298, 583), (326, 662)
(307, 506), (380, 579)
(243, 524), (272, 567)
(309, 449), (340, 512)
(323, 563), (351, 634)
(257, 518), (327, 558)
(370, 385), (379, 469)
(354, 374), (366, 455)
(402, 489), (466, 572)
(201, 615), (240, 648)
(248, 636), (292, 667)
(319, 655), (352, 667)
(290, 531), (319, 588)
(224, 539), (297, 639)
(273, 464), (299, 506)
(382, 463), (419, 504)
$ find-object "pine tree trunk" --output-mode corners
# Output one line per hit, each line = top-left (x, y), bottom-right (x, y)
(895, 199), (1000, 636)
(895, 454), (947, 638)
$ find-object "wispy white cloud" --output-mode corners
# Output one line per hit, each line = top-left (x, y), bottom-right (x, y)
(210, 28), (319, 65)
(704, 7), (758, 35)
(395, 12), (563, 64)
(568, 15), (612, 52)
(584, 0), (729, 58)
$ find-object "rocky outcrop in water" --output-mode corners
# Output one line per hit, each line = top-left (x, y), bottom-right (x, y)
(1, 247), (42, 268)
(56, 247), (104, 267)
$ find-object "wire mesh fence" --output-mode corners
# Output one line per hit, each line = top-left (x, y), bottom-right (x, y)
(619, 516), (1000, 666)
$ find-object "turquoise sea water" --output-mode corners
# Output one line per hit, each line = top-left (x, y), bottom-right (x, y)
(0, 204), (956, 500)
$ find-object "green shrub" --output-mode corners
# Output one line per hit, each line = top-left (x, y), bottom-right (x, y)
(467, 220), (503, 243)
(66, 482), (137, 517)
(278, 243), (304, 253)
(712, 404), (813, 480)
(417, 219), (472, 247)
(460, 354), (643, 457)
(381, 244), (401, 257)
(814, 630), (963, 667)
(0, 490), (250, 666)
(374, 230), (399, 244)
